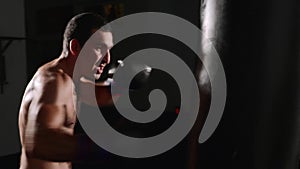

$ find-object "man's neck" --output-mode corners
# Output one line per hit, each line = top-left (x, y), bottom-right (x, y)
(57, 54), (75, 78)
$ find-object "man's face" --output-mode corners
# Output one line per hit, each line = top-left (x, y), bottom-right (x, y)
(78, 30), (113, 81)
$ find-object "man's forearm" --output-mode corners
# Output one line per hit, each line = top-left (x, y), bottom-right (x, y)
(26, 129), (111, 162)
(26, 128), (78, 162)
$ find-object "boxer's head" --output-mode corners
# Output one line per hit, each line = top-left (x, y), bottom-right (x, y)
(62, 12), (112, 57)
(62, 12), (113, 80)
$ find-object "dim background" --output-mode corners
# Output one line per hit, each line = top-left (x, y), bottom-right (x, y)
(0, 0), (300, 169)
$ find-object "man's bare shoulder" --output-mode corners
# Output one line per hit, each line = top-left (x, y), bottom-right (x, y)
(28, 61), (74, 105)
(39, 59), (72, 81)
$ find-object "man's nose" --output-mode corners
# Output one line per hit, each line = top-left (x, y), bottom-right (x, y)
(102, 49), (110, 64)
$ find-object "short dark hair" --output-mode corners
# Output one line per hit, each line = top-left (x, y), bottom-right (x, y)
(62, 12), (111, 56)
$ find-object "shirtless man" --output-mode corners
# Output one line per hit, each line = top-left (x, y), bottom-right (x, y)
(18, 13), (113, 169)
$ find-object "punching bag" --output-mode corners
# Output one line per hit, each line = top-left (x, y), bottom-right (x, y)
(193, 0), (300, 169)
(252, 0), (300, 169)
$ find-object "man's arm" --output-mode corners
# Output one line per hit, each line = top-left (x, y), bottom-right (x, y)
(24, 72), (85, 162)
(79, 77), (119, 107)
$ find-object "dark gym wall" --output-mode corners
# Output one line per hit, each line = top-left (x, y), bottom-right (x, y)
(0, 0), (26, 158)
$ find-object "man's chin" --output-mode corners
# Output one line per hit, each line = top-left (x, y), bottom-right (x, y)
(79, 74), (101, 82)
(94, 73), (101, 80)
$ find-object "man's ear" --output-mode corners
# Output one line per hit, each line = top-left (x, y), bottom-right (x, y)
(69, 39), (81, 56)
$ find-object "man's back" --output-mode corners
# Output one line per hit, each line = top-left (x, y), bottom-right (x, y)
(18, 58), (77, 169)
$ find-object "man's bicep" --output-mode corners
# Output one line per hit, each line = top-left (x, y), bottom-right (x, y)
(35, 104), (66, 129)
(33, 74), (73, 129)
